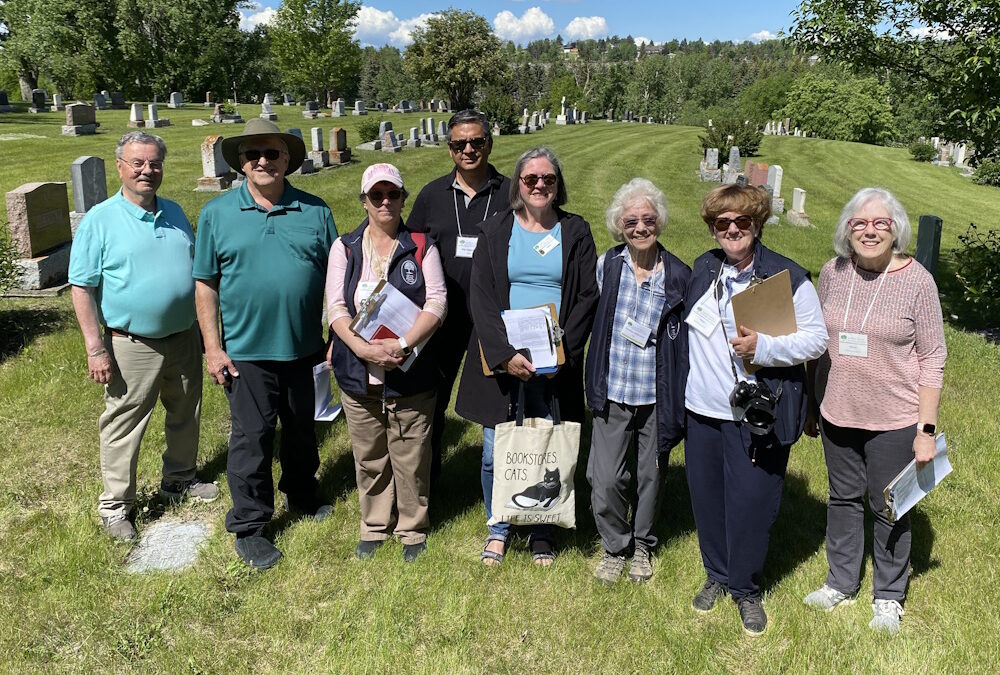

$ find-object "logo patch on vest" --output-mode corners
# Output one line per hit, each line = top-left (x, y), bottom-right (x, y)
(400, 260), (418, 285)
(667, 316), (681, 341)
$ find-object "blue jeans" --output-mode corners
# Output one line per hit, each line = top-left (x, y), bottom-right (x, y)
(481, 379), (555, 542)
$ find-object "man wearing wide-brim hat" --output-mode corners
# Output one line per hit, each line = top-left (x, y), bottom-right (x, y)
(193, 118), (339, 569)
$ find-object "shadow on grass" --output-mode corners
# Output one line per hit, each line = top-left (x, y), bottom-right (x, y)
(0, 305), (71, 363)
(762, 471), (828, 593)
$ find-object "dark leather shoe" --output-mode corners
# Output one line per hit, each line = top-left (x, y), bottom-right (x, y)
(402, 541), (427, 562)
(356, 539), (385, 560)
(235, 535), (283, 570)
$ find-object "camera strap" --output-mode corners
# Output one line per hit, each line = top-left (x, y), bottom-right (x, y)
(713, 263), (743, 387)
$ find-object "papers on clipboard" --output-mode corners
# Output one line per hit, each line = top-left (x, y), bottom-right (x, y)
(349, 279), (425, 372)
(884, 433), (951, 524)
(731, 269), (797, 373)
(312, 361), (342, 422)
(480, 303), (565, 376)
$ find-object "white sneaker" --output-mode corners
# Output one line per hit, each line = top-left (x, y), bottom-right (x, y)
(803, 584), (857, 611)
(869, 599), (904, 635)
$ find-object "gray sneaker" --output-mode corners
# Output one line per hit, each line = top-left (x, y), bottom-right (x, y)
(101, 514), (137, 541)
(628, 544), (653, 582)
(869, 599), (904, 635)
(692, 578), (728, 612)
(160, 479), (220, 504)
(804, 583), (857, 611)
(593, 551), (627, 585)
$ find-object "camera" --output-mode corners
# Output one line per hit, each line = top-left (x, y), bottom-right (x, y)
(729, 379), (781, 436)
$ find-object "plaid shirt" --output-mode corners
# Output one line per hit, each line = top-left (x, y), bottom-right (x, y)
(597, 250), (666, 406)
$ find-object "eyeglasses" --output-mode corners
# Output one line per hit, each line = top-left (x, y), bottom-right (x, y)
(366, 189), (402, 203)
(242, 148), (285, 162)
(520, 173), (557, 188)
(447, 136), (489, 153)
(847, 217), (893, 231)
(713, 215), (754, 231)
(622, 216), (658, 230)
(121, 158), (163, 172)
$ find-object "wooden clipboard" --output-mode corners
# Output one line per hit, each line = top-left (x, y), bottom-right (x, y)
(730, 269), (797, 374)
(479, 303), (565, 376)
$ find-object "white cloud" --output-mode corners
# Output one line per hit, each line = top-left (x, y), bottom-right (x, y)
(749, 29), (776, 43)
(493, 7), (555, 43)
(633, 36), (655, 47)
(239, 2), (276, 31)
(909, 25), (951, 40)
(354, 6), (437, 46)
(564, 16), (609, 41)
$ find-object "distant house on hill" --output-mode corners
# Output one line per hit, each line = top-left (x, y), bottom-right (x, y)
(563, 43), (578, 58)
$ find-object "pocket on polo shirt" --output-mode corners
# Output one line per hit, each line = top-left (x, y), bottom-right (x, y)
(281, 224), (321, 262)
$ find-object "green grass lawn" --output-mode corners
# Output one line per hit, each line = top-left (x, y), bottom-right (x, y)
(2, 107), (999, 672)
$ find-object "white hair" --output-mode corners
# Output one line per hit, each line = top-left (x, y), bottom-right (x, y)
(605, 178), (669, 243)
(833, 187), (911, 258)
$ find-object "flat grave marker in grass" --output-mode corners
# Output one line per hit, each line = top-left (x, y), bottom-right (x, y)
(125, 517), (213, 573)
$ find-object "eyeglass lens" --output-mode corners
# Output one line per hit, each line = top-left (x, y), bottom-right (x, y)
(367, 190), (402, 203)
(124, 159), (163, 171)
(714, 216), (754, 231)
(623, 216), (658, 229)
(848, 218), (893, 231)
(520, 173), (557, 187)
(448, 137), (488, 152)
(243, 149), (283, 162)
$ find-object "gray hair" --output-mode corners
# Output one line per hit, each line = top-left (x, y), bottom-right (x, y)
(116, 131), (167, 160)
(833, 187), (911, 258)
(447, 109), (490, 139)
(605, 178), (669, 242)
(508, 147), (568, 210)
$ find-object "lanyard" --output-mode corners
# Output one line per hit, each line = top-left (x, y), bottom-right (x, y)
(453, 184), (493, 238)
(628, 254), (661, 325)
(842, 258), (891, 332)
(713, 262), (743, 383)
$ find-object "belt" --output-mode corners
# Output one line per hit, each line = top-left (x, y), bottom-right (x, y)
(107, 328), (147, 340)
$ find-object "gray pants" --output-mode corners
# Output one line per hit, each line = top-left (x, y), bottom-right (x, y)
(820, 417), (916, 602)
(587, 401), (659, 554)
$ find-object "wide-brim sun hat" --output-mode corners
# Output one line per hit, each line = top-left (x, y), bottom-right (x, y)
(362, 163), (404, 193)
(221, 118), (306, 175)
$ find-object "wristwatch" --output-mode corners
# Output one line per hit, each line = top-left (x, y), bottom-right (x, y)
(918, 422), (936, 436)
(398, 336), (412, 356)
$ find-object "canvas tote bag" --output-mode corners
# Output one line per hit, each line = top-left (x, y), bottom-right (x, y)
(489, 383), (580, 529)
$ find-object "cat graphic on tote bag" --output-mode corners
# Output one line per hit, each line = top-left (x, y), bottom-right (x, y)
(506, 468), (561, 510)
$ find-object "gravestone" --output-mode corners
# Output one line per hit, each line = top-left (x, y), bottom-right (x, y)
(127, 103), (145, 128)
(93, 92), (107, 110)
(168, 91), (184, 108)
(62, 102), (98, 136)
(50, 94), (64, 111)
(353, 100), (367, 116)
(722, 147), (742, 184)
(748, 161), (769, 188)
(700, 148), (721, 182)
(260, 100), (278, 121)
(196, 136), (235, 191)
(29, 89), (47, 113)
(0, 91), (12, 112)
(302, 100), (319, 120)
(69, 156), (107, 234)
(557, 96), (568, 125)
(205, 91), (214, 107)
(125, 518), (213, 573)
(580, 111), (588, 124)
(785, 187), (811, 227)
(378, 121), (394, 138)
(329, 128), (351, 165)
(110, 91), (127, 110)
(767, 165), (784, 214)
(5, 182), (73, 290)
(332, 99), (345, 116)
(263, 93), (275, 107)
(915, 215), (943, 277)
(147, 103), (170, 128)
(408, 127), (421, 148)
(954, 144), (967, 166)
(286, 129), (316, 174)
(437, 120), (447, 138)
(283, 93), (294, 106)
(381, 131), (401, 153)
(309, 127), (329, 167)
(398, 100), (411, 112)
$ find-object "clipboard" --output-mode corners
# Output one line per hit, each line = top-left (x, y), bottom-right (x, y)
(730, 269), (797, 373)
(479, 303), (565, 376)
(348, 279), (424, 371)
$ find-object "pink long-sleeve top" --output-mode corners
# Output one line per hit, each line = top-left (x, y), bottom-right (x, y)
(816, 256), (946, 431)
(326, 234), (447, 385)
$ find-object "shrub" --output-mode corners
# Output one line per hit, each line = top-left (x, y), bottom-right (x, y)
(357, 118), (382, 143)
(909, 141), (936, 162)
(973, 158), (1000, 187)
(219, 102), (237, 115)
(478, 89), (519, 136)
(953, 223), (1000, 319)
(699, 115), (763, 157)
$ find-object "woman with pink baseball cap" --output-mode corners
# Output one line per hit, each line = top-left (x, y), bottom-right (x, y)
(326, 163), (448, 562)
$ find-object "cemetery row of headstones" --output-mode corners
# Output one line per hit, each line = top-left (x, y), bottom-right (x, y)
(356, 119), (447, 153)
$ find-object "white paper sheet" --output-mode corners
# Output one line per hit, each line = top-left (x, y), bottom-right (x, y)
(354, 282), (420, 342)
(501, 307), (557, 370)
(884, 433), (951, 523)
(312, 362), (342, 422)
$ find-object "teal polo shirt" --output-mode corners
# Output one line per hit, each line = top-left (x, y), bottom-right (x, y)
(193, 180), (338, 361)
(69, 190), (196, 338)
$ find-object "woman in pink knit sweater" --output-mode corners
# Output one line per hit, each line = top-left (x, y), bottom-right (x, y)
(804, 187), (946, 635)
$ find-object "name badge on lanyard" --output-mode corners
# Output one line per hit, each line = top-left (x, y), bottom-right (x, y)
(838, 331), (868, 358)
(534, 233), (560, 257)
(455, 235), (478, 258)
(620, 317), (653, 348)
(686, 286), (721, 337)
(358, 280), (379, 300)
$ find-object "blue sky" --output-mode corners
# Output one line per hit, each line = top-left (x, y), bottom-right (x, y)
(240, 1), (803, 48)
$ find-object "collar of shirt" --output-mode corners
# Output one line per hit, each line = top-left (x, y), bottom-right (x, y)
(721, 259), (755, 295)
(114, 189), (166, 236)
(237, 179), (301, 214)
(615, 247), (665, 287)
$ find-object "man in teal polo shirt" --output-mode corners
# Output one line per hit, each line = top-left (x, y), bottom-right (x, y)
(70, 131), (218, 541)
(194, 119), (338, 569)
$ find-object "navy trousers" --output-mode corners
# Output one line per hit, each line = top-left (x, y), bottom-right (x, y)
(685, 411), (790, 599)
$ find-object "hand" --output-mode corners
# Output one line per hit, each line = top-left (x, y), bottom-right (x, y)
(730, 325), (758, 360)
(913, 432), (937, 467)
(87, 351), (114, 385)
(363, 339), (404, 370)
(803, 406), (819, 438)
(326, 340), (334, 366)
(504, 352), (535, 382)
(206, 347), (239, 385)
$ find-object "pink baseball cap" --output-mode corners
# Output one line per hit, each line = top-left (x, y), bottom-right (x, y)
(361, 163), (404, 193)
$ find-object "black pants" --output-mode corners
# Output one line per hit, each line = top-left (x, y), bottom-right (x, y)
(224, 355), (320, 536)
(685, 411), (790, 599)
(426, 314), (471, 488)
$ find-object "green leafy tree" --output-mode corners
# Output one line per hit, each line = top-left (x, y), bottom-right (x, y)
(269, 0), (362, 102)
(779, 69), (896, 145)
(359, 46), (419, 105)
(791, 0), (1000, 161)
(404, 9), (506, 110)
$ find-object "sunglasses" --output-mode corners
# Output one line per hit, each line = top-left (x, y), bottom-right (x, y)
(847, 217), (893, 231)
(520, 173), (557, 188)
(713, 215), (754, 231)
(448, 136), (489, 153)
(623, 216), (658, 230)
(242, 148), (285, 162)
(366, 189), (402, 203)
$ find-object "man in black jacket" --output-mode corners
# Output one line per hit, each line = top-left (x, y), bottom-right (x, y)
(406, 109), (511, 491)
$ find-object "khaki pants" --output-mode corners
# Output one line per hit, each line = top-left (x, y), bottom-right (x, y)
(98, 325), (202, 518)
(341, 386), (435, 545)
